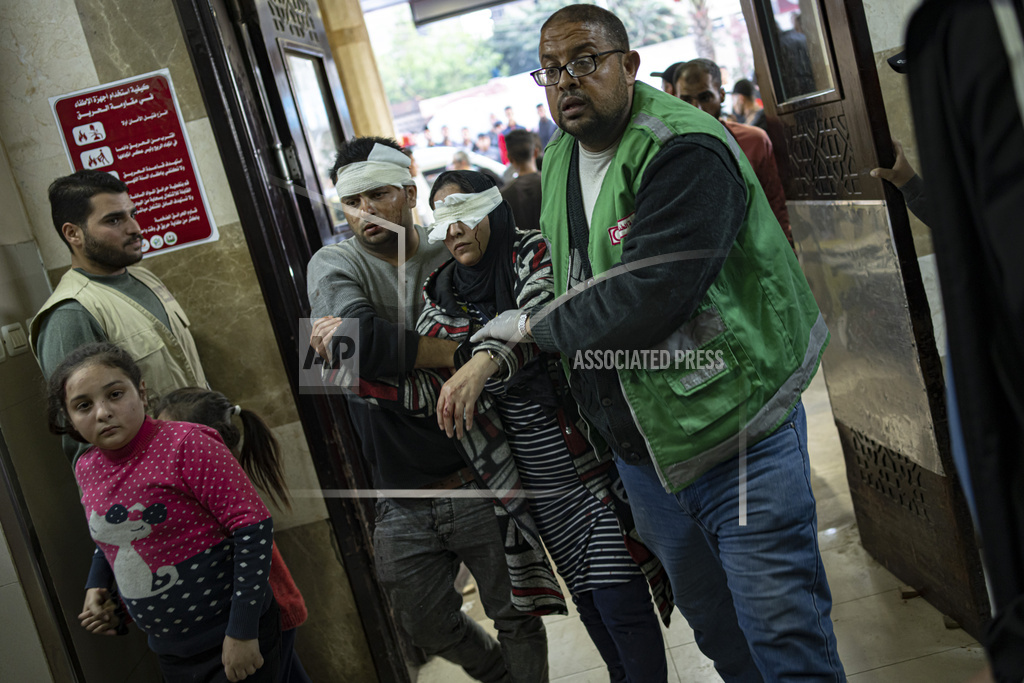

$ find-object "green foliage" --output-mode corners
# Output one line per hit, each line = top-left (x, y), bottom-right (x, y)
(491, 0), (689, 77)
(378, 11), (503, 103)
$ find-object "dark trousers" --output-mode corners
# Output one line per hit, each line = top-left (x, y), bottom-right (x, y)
(278, 628), (311, 683)
(158, 601), (281, 683)
(574, 575), (668, 683)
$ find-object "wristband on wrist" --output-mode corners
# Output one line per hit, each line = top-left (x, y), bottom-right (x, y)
(517, 312), (530, 338)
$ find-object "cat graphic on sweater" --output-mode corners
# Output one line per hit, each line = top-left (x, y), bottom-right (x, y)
(89, 502), (179, 599)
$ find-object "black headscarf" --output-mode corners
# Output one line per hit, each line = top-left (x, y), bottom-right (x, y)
(429, 170), (518, 319)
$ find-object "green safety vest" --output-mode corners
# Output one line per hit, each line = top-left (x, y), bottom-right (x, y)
(540, 82), (828, 492)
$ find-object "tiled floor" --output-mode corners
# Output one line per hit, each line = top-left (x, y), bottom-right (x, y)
(415, 371), (988, 682)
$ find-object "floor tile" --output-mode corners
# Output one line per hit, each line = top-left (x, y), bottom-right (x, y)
(820, 526), (902, 605)
(551, 667), (612, 683)
(832, 589), (979, 675)
(0, 583), (52, 683)
(661, 612), (696, 648)
(543, 613), (606, 679)
(847, 645), (988, 682)
(667, 642), (727, 682)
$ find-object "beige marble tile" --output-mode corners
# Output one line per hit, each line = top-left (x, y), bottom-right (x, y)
(552, 667), (621, 683)
(14, 154), (77, 272)
(543, 614), (607, 679)
(820, 525), (902, 605)
(847, 645), (988, 682)
(832, 589), (979, 675)
(0, 583), (54, 683)
(863, 0), (919, 53)
(275, 520), (377, 682)
(184, 117), (240, 228)
(661, 611), (696, 649)
(0, 141), (33, 245)
(0, 0), (99, 169)
(667, 641), (723, 682)
(265, 421), (329, 531)
(417, 654), (475, 683)
(72, 0), (206, 122)
(0, 525), (17, 588)
(141, 220), (301, 429)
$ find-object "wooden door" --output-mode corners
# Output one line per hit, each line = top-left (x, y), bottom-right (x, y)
(174, 0), (409, 679)
(739, 0), (991, 637)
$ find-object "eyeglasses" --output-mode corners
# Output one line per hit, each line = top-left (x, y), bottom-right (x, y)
(530, 50), (625, 87)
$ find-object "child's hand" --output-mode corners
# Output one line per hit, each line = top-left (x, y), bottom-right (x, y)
(78, 588), (119, 635)
(222, 635), (263, 681)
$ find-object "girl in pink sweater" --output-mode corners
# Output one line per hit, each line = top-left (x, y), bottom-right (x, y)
(47, 342), (280, 683)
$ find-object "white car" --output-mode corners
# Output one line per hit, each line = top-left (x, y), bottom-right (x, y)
(410, 145), (509, 188)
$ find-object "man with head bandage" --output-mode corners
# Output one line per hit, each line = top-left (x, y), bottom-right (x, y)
(305, 137), (549, 683)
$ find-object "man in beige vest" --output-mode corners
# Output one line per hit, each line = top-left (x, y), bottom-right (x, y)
(30, 169), (206, 461)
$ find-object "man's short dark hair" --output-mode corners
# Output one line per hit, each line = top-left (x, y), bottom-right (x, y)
(542, 5), (630, 52)
(505, 130), (539, 165)
(732, 78), (756, 99)
(680, 58), (722, 89)
(329, 136), (405, 184)
(48, 170), (129, 251)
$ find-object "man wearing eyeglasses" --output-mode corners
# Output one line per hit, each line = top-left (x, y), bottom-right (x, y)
(472, 5), (845, 681)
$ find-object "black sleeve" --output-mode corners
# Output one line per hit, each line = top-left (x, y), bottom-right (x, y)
(898, 174), (938, 228)
(338, 299), (420, 379)
(531, 133), (747, 353)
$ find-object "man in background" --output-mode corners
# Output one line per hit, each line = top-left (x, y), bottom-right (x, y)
(30, 169), (207, 461)
(676, 59), (792, 246)
(651, 61), (684, 96)
(500, 130), (542, 232)
(535, 103), (558, 147)
(731, 79), (766, 129)
(451, 150), (504, 188)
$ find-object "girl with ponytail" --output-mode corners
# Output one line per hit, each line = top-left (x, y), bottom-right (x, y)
(155, 388), (311, 683)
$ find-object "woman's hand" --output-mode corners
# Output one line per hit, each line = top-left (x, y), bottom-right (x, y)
(437, 352), (499, 439)
(78, 588), (119, 635)
(222, 635), (264, 682)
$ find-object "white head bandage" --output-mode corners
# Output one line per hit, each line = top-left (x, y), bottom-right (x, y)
(427, 186), (503, 243)
(334, 143), (415, 198)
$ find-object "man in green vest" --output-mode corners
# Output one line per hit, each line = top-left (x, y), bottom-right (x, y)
(471, 5), (844, 680)
(30, 170), (207, 462)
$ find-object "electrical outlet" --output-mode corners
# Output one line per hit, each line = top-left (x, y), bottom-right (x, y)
(1, 322), (30, 357)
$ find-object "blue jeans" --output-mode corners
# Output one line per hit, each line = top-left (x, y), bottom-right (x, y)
(616, 401), (845, 682)
(373, 490), (549, 683)
(574, 575), (669, 682)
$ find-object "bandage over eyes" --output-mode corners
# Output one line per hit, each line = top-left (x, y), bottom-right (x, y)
(334, 143), (415, 198)
(427, 186), (503, 243)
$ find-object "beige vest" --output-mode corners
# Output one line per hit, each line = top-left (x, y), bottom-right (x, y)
(30, 266), (207, 399)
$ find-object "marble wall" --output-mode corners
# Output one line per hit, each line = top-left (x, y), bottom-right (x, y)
(0, 0), (374, 678)
(863, 0), (933, 256)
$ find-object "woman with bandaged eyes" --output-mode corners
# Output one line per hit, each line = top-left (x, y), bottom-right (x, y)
(357, 169), (675, 682)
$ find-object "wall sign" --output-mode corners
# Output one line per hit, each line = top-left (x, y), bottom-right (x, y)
(50, 69), (218, 256)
